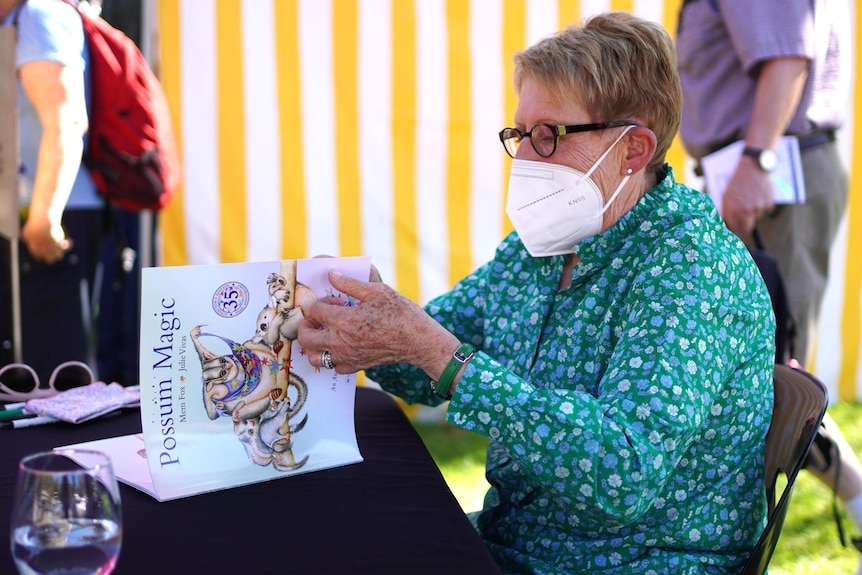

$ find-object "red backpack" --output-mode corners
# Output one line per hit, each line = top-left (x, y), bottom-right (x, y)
(64, 0), (181, 212)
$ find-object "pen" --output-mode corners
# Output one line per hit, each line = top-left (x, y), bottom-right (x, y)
(0, 408), (36, 422)
(0, 402), (26, 411)
(0, 415), (60, 429)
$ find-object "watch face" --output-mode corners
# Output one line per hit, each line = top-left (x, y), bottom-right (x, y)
(759, 149), (778, 172)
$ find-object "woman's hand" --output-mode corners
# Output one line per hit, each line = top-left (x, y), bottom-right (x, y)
(297, 270), (460, 377)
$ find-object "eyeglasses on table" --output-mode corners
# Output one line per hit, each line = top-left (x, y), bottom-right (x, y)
(0, 361), (95, 402)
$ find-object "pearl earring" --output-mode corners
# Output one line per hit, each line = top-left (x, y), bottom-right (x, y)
(626, 168), (633, 174)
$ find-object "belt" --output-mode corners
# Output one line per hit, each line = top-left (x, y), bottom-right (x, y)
(795, 129), (836, 151)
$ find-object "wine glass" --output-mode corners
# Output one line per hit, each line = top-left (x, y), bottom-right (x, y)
(9, 449), (122, 575)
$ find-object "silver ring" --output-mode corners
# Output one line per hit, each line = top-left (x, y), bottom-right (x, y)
(321, 350), (335, 370)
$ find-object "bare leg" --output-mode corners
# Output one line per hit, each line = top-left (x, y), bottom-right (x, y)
(805, 413), (862, 502)
(803, 410), (862, 571)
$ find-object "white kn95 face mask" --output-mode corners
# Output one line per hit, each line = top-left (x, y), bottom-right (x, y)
(505, 125), (634, 257)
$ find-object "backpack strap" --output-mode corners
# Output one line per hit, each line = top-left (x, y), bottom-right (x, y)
(101, 203), (135, 284)
(749, 227), (798, 363)
(11, 0), (26, 28)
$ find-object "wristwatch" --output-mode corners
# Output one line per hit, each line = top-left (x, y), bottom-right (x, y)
(742, 146), (778, 173)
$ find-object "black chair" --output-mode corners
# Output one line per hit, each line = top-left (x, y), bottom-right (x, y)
(740, 363), (829, 575)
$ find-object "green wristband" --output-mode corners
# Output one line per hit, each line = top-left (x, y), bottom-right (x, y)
(429, 343), (476, 400)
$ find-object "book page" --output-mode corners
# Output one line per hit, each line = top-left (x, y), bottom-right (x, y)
(61, 434), (158, 499)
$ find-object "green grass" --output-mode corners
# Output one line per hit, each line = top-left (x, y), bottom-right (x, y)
(412, 421), (491, 513)
(413, 402), (862, 573)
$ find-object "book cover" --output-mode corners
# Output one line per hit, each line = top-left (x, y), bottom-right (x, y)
(700, 136), (806, 215)
(61, 257), (370, 501)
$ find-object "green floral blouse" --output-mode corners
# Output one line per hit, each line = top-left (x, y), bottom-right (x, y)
(366, 166), (775, 574)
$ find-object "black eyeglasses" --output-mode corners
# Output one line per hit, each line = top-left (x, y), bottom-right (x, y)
(499, 120), (641, 158)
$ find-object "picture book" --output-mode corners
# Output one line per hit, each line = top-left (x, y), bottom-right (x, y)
(60, 257), (370, 501)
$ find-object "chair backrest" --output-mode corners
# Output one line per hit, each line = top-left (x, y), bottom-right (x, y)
(740, 363), (828, 575)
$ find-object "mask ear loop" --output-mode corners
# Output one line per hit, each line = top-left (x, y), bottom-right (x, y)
(583, 125), (636, 217)
(599, 175), (632, 217)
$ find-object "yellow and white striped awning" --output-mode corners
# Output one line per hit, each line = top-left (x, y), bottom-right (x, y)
(154, 0), (862, 402)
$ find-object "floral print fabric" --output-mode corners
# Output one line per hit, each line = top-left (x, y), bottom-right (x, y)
(366, 166), (775, 574)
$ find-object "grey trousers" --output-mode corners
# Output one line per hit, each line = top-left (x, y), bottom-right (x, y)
(756, 140), (849, 364)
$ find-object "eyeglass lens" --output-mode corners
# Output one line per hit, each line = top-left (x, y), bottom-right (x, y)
(501, 124), (559, 158)
(51, 364), (93, 392)
(528, 124), (558, 156)
(0, 366), (38, 394)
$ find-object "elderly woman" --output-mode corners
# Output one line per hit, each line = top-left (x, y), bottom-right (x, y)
(298, 12), (775, 575)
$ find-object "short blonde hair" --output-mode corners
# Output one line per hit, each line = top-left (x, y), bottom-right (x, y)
(513, 12), (681, 173)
